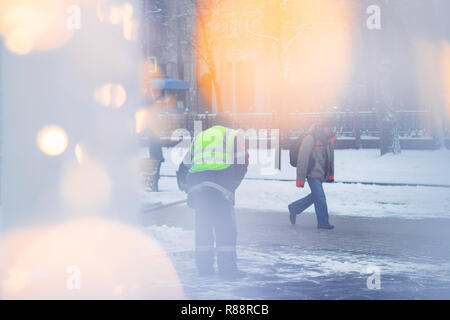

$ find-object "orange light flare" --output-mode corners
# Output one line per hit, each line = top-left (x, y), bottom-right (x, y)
(138, 55), (176, 137)
(414, 41), (450, 120)
(0, 0), (78, 55)
(141, 58), (163, 96)
(0, 218), (184, 299)
(135, 95), (176, 138)
(194, 0), (355, 113)
(135, 108), (150, 134)
(94, 83), (127, 108)
(37, 125), (69, 156)
(96, 0), (138, 40)
(60, 160), (112, 214)
(75, 144), (84, 164)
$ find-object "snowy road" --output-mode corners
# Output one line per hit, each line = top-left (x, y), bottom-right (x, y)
(143, 202), (450, 300)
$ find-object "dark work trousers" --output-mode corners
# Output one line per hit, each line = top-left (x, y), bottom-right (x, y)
(193, 190), (237, 275)
(288, 177), (331, 227)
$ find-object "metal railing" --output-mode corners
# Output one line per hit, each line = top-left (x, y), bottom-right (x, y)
(146, 110), (448, 149)
(156, 110), (438, 135)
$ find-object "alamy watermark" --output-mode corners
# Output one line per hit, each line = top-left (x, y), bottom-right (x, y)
(67, 5), (81, 30)
(366, 5), (381, 30)
(66, 265), (81, 290)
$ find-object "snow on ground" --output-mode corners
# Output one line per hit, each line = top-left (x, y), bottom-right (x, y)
(139, 147), (450, 219)
(244, 148), (450, 186)
(145, 224), (194, 254)
(142, 147), (450, 186)
(144, 225), (450, 299)
(146, 223), (448, 283)
(334, 149), (450, 186)
(236, 180), (450, 219)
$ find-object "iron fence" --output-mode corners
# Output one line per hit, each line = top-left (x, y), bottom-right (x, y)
(149, 110), (448, 149)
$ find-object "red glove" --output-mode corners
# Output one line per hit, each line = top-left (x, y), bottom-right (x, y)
(327, 176), (335, 182)
(296, 180), (305, 188)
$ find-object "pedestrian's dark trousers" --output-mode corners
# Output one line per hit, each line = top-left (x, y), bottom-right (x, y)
(288, 177), (330, 226)
(193, 191), (237, 275)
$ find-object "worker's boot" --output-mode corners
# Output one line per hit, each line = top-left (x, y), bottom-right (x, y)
(217, 251), (246, 280)
(196, 249), (215, 277)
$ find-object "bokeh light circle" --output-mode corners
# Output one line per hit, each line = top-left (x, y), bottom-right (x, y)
(37, 125), (68, 156)
(0, 218), (185, 299)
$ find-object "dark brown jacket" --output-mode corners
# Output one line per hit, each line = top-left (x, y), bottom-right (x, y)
(296, 125), (335, 187)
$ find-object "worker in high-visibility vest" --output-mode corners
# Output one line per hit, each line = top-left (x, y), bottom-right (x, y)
(177, 125), (248, 279)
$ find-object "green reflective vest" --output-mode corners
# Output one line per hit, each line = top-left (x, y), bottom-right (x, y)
(189, 126), (238, 173)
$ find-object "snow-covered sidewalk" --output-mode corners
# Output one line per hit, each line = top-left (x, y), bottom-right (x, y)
(140, 148), (450, 219)
(239, 180), (450, 219)
(150, 176), (450, 220)
(151, 148), (450, 186)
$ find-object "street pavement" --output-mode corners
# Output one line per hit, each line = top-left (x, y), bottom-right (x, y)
(142, 204), (450, 299)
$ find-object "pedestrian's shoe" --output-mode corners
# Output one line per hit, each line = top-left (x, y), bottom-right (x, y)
(219, 268), (246, 281)
(288, 205), (296, 225)
(317, 224), (334, 230)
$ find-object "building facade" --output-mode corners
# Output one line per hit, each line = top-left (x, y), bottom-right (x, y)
(142, 0), (450, 133)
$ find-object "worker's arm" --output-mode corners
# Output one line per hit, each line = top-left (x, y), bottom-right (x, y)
(232, 133), (249, 190)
